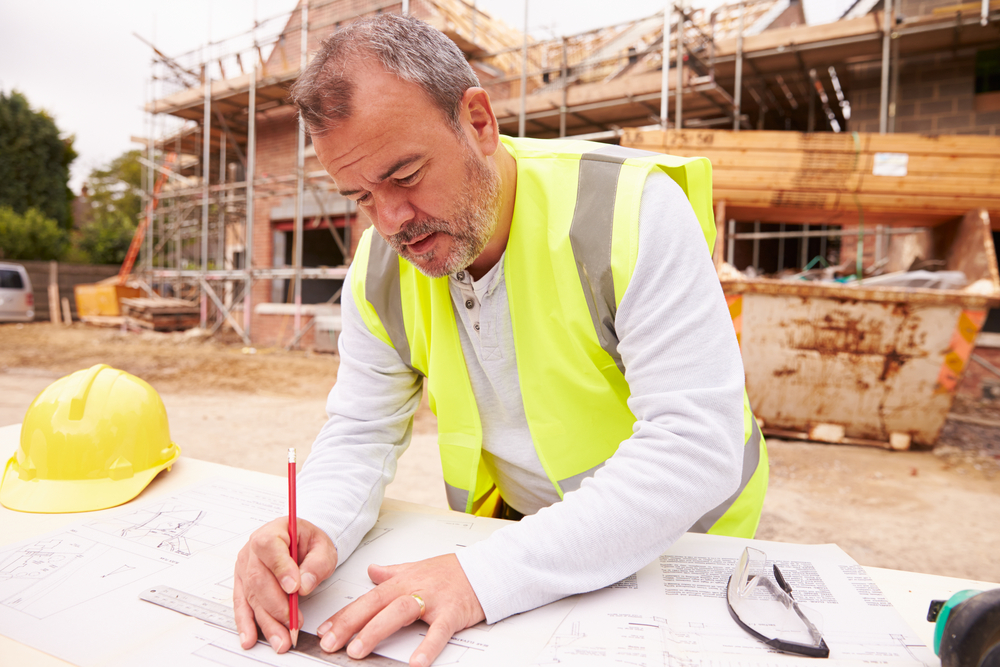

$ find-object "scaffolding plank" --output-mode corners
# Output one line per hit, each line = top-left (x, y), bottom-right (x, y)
(654, 148), (1000, 178)
(713, 171), (1000, 198)
(624, 128), (1000, 158)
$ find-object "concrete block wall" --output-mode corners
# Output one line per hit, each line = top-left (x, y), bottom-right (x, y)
(846, 49), (1000, 136)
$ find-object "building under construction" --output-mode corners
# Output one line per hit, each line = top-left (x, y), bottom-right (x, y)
(138, 0), (1000, 351)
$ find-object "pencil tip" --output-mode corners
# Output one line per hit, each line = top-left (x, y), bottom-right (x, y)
(290, 628), (299, 649)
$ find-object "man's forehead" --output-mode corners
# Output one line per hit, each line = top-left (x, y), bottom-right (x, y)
(317, 96), (456, 184)
(334, 152), (425, 195)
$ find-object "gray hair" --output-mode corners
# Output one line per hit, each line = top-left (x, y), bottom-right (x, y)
(289, 13), (480, 135)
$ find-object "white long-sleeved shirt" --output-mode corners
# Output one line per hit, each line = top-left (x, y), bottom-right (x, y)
(296, 170), (747, 623)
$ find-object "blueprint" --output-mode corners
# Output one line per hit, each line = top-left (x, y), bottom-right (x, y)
(299, 511), (577, 667)
(534, 533), (935, 667)
(2, 478), (938, 667)
(0, 479), (284, 666)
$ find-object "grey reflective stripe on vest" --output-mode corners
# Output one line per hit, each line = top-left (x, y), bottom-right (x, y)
(366, 237), (416, 373)
(687, 417), (763, 533)
(445, 483), (468, 513)
(568, 145), (662, 375)
(570, 143), (759, 532)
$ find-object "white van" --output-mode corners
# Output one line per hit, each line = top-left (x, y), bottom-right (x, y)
(0, 263), (34, 322)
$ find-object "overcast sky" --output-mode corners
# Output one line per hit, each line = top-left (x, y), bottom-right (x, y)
(1, 0), (738, 193)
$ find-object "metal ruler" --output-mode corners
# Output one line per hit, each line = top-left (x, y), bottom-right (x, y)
(139, 585), (405, 666)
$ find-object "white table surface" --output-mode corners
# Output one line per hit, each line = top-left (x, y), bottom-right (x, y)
(1, 423), (996, 666)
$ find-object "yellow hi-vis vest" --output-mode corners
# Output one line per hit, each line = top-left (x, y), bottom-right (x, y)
(351, 136), (768, 537)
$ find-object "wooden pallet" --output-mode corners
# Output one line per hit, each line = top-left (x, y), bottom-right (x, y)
(120, 297), (200, 332)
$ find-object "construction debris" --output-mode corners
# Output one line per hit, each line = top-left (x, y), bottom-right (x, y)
(120, 297), (200, 333)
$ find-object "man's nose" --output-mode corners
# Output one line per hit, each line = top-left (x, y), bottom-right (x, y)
(375, 189), (415, 236)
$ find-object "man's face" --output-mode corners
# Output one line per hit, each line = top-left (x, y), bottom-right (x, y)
(311, 66), (502, 278)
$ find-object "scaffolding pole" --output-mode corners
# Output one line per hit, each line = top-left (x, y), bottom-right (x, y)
(217, 131), (227, 331)
(560, 37), (568, 137)
(879, 0), (893, 134)
(675, 2), (683, 129)
(661, 3), (671, 129)
(145, 79), (156, 295)
(519, 0), (528, 137)
(294, 1), (308, 339)
(733, 2), (744, 131)
(889, 31), (900, 133)
(244, 64), (256, 338)
(201, 75), (211, 329)
(218, 134), (226, 272)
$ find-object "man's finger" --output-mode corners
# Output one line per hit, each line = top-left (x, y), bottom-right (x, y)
(345, 593), (424, 660)
(367, 562), (400, 586)
(338, 582), (398, 632)
(236, 541), (296, 654)
(410, 618), (459, 667)
(236, 569), (294, 652)
(298, 538), (337, 595)
(232, 574), (259, 649)
(249, 522), (298, 594)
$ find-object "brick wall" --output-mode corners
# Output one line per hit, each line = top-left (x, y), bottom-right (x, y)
(250, 107), (292, 344)
(252, 312), (319, 350)
(247, 104), (368, 349)
(847, 49), (1000, 135)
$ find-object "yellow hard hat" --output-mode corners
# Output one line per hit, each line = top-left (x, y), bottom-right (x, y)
(0, 364), (181, 513)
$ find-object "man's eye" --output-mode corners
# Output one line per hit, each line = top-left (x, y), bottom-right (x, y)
(397, 171), (421, 186)
(356, 192), (372, 204)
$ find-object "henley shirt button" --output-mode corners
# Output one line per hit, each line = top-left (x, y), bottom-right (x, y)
(465, 299), (474, 309)
(474, 322), (480, 331)
(456, 271), (465, 281)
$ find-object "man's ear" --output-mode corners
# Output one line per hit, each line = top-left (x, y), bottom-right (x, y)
(461, 87), (500, 157)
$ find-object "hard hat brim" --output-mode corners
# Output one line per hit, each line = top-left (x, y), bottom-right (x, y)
(0, 444), (181, 514)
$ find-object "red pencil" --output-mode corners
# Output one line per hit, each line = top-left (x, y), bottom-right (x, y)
(288, 447), (299, 649)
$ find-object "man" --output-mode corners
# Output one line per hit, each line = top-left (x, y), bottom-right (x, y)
(234, 13), (767, 667)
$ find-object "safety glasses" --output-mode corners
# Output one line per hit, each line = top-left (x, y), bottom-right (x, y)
(726, 547), (830, 658)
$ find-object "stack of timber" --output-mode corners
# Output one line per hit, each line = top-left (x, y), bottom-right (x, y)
(621, 128), (1000, 229)
(120, 297), (200, 332)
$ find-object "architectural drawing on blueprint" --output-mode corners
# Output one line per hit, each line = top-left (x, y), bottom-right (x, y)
(101, 565), (136, 578)
(359, 525), (393, 549)
(0, 533), (168, 619)
(534, 614), (676, 667)
(0, 538), (81, 583)
(122, 507), (205, 556)
(87, 501), (257, 557)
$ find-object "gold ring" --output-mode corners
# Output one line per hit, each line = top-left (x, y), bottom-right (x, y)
(410, 594), (426, 619)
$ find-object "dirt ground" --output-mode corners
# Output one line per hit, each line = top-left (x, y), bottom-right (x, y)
(2, 322), (998, 585)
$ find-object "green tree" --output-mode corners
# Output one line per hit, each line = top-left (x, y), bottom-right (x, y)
(87, 149), (144, 222)
(78, 210), (136, 265)
(0, 91), (77, 229)
(78, 149), (144, 265)
(0, 206), (69, 260)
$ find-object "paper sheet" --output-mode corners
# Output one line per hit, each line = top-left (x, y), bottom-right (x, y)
(298, 511), (575, 666)
(2, 479), (937, 667)
(0, 480), (282, 666)
(534, 533), (935, 667)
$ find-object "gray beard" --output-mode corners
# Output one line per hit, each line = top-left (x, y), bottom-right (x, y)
(385, 151), (502, 278)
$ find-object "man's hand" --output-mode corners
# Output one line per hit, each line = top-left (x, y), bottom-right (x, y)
(315, 553), (485, 667)
(233, 517), (337, 653)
